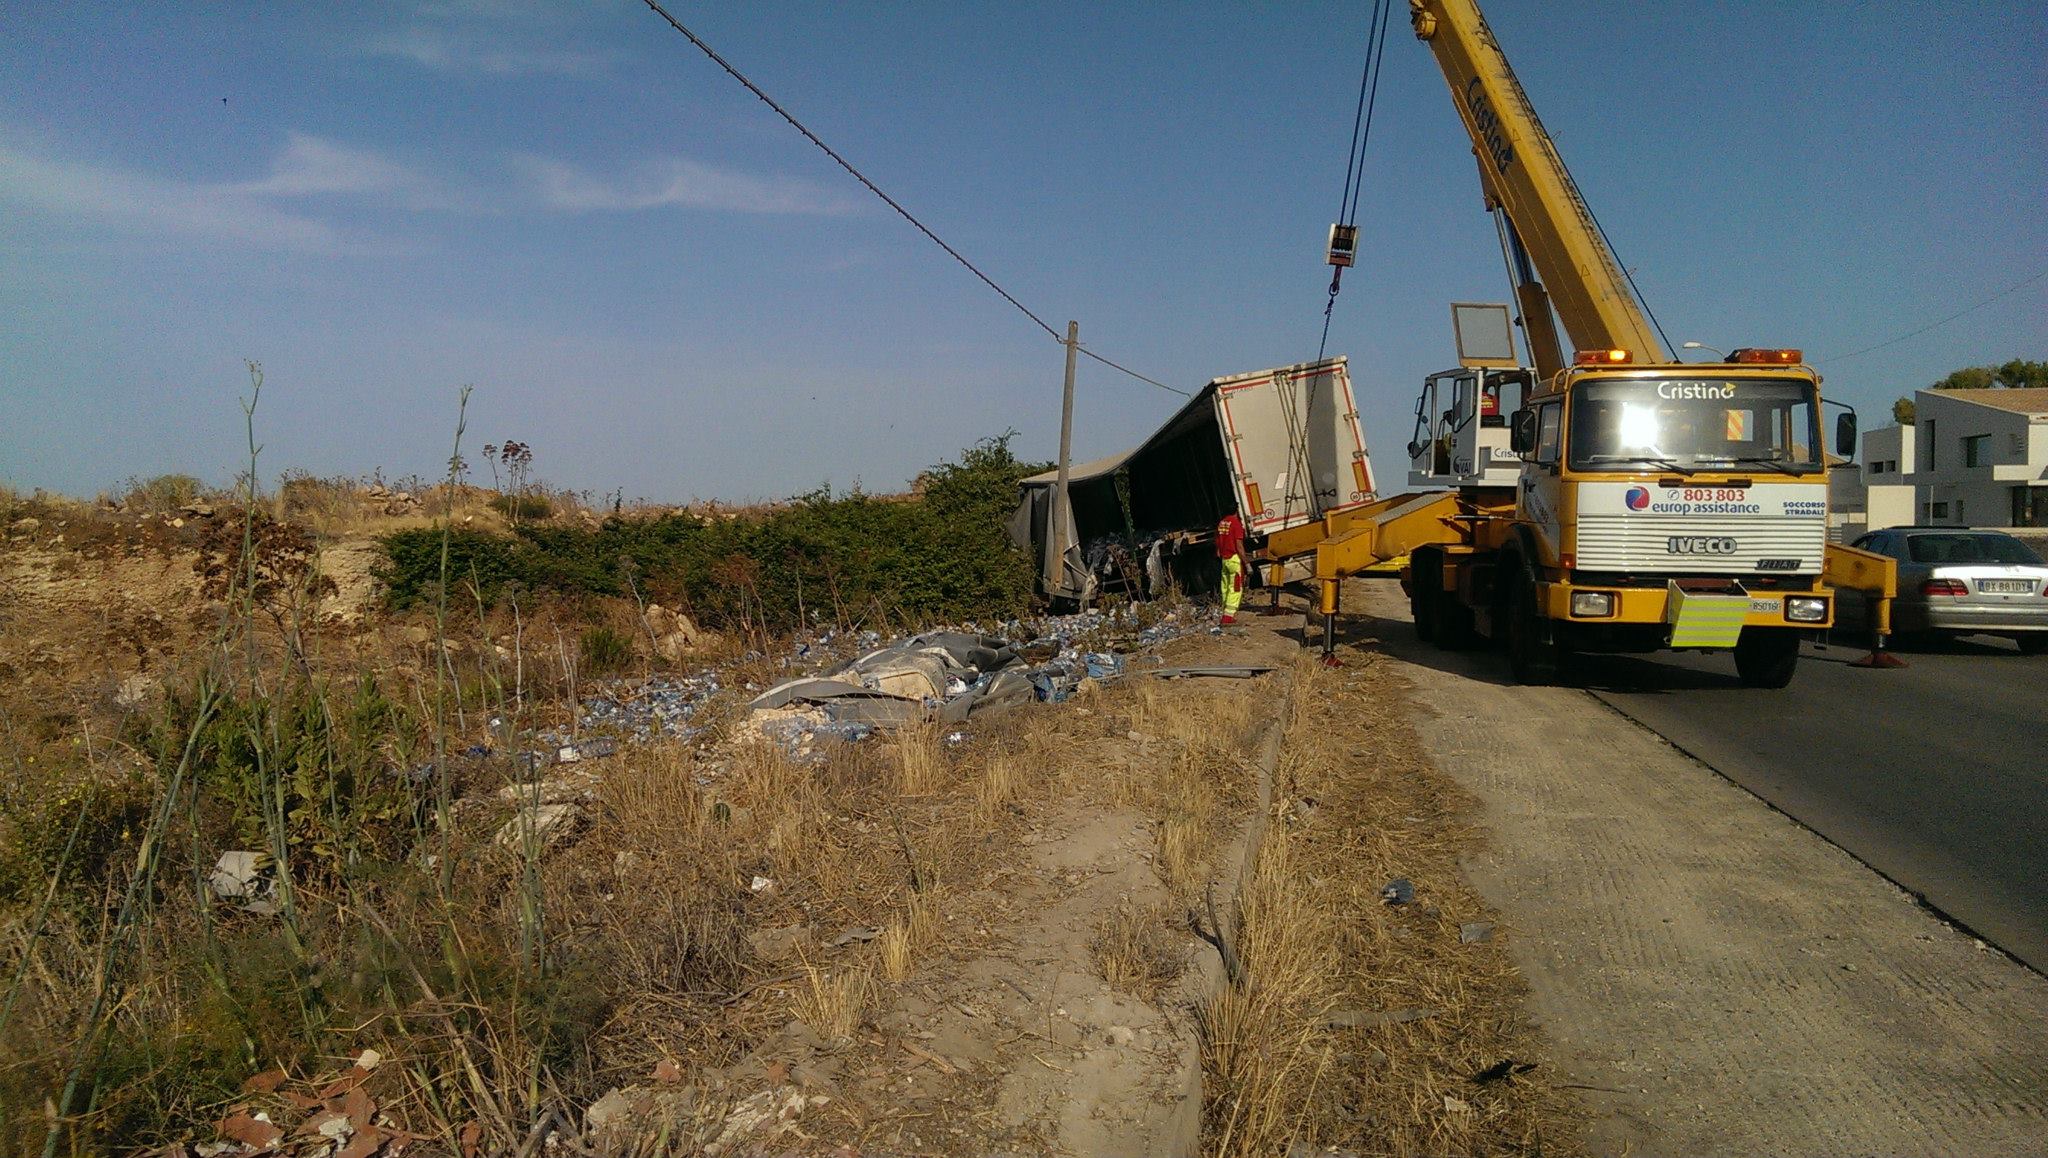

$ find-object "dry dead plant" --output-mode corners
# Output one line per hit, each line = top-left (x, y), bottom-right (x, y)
(1091, 902), (1186, 999)
(1201, 824), (1342, 1157)
(1158, 746), (1222, 897)
(891, 721), (944, 797)
(877, 889), (941, 983)
(1202, 650), (1586, 1157)
(792, 958), (871, 1044)
(974, 752), (1020, 825)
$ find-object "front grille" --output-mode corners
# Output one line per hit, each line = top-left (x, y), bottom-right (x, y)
(1575, 515), (1825, 575)
(1572, 572), (1818, 591)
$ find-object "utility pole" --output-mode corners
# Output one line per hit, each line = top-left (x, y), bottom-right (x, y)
(1049, 320), (1080, 598)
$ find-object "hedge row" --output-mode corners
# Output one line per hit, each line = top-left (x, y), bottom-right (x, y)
(375, 436), (1044, 633)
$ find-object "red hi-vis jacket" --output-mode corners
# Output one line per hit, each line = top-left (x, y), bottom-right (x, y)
(1215, 513), (1246, 560)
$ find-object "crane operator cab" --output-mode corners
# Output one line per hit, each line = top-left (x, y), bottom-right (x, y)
(1407, 366), (1530, 488)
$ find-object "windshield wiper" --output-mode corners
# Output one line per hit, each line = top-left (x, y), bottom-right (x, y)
(1717, 455), (1809, 476)
(1585, 455), (1696, 477)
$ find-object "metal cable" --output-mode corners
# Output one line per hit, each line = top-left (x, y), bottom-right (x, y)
(1294, 2), (1395, 529)
(639, 0), (1186, 397)
(1818, 268), (2048, 365)
(1317, 0), (1393, 366)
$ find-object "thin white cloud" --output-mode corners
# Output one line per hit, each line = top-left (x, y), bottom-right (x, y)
(364, 16), (611, 77)
(367, 27), (609, 76)
(233, 132), (463, 209)
(517, 154), (863, 216)
(0, 133), (452, 252)
(0, 143), (347, 251)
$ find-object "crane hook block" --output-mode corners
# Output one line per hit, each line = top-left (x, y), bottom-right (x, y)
(1326, 223), (1359, 268)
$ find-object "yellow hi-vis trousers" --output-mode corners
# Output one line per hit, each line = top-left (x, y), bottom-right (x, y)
(1220, 556), (1243, 615)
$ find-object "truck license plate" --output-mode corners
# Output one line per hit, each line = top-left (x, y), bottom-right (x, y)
(1979, 580), (2033, 594)
(1748, 597), (1782, 615)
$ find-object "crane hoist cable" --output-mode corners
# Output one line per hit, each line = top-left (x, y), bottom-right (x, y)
(1280, 0), (1393, 535)
(1317, 0), (1392, 365)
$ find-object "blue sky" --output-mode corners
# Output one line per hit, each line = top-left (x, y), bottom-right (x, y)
(3, 1), (2043, 504)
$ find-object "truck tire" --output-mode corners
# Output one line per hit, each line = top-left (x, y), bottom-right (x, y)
(1733, 628), (1800, 688)
(1433, 579), (1479, 650)
(1413, 549), (1476, 649)
(1505, 574), (1560, 685)
(1410, 559), (1437, 643)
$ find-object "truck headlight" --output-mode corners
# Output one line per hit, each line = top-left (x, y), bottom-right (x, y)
(1785, 596), (1827, 623)
(1570, 591), (1615, 618)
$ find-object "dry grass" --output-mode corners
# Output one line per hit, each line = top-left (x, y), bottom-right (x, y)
(1118, 680), (1254, 899)
(1200, 651), (1586, 1157)
(891, 722), (943, 797)
(974, 753), (1021, 824)
(792, 959), (872, 1044)
(877, 890), (941, 983)
(1091, 902), (1187, 999)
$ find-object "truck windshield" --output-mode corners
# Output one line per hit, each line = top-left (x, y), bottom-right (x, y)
(1567, 378), (1820, 474)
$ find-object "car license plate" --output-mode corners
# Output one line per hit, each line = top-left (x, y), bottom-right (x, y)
(1748, 597), (1782, 615)
(1979, 580), (2034, 594)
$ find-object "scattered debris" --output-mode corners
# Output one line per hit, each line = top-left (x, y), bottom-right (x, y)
(828, 925), (883, 948)
(1325, 1006), (1437, 1029)
(1459, 921), (1494, 944)
(1469, 1058), (1539, 1085)
(1150, 664), (1276, 680)
(208, 851), (279, 915)
(494, 802), (585, 852)
(1380, 878), (1414, 906)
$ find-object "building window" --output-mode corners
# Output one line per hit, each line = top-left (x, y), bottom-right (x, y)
(2013, 433), (2027, 455)
(1930, 501), (1949, 520)
(1963, 434), (1989, 467)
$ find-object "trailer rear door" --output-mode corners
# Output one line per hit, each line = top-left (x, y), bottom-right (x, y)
(1211, 357), (1376, 534)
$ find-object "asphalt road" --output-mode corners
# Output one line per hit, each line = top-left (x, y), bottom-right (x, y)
(1574, 633), (2048, 973)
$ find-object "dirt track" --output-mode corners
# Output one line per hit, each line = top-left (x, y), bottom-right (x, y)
(1350, 581), (2048, 1156)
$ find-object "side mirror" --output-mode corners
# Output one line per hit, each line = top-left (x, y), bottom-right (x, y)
(1835, 411), (1858, 457)
(1510, 409), (1537, 455)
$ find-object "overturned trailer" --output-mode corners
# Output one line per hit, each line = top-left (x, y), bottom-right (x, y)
(1011, 356), (1377, 603)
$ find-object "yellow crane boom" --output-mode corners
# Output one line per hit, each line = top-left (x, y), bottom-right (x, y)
(1409, 0), (1665, 378)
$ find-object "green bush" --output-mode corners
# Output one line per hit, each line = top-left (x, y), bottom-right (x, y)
(0, 768), (154, 905)
(580, 626), (633, 674)
(376, 434), (1046, 632)
(489, 493), (554, 522)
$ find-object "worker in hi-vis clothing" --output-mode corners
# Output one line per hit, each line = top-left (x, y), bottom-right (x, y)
(1215, 512), (1247, 625)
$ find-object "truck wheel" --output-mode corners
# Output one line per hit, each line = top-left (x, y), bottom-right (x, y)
(1734, 628), (1800, 688)
(1505, 576), (1560, 685)
(1410, 554), (1438, 642)
(1433, 581), (1479, 650)
(2015, 634), (2047, 656)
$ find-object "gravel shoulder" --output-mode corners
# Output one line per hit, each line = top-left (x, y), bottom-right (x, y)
(1347, 580), (2048, 1156)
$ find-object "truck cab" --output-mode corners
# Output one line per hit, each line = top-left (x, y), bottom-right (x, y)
(1408, 365), (1530, 489)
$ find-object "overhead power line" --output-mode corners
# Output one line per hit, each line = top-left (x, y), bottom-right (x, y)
(639, 0), (1188, 398)
(1818, 268), (2048, 365)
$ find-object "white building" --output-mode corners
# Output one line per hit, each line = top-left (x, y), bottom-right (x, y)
(1845, 388), (2048, 535)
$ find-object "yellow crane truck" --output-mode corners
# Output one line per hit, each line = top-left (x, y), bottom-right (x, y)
(1264, 0), (1897, 686)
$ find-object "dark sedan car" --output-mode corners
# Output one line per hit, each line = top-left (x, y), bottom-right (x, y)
(1837, 527), (2048, 653)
